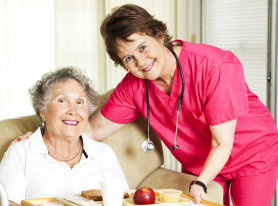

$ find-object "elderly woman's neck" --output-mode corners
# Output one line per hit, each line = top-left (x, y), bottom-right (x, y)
(43, 131), (81, 149)
(42, 130), (83, 166)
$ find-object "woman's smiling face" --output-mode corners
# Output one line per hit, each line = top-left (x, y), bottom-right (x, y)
(116, 33), (169, 80)
(39, 79), (90, 140)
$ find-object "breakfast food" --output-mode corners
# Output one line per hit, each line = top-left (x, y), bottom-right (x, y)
(133, 188), (155, 205)
(81, 189), (103, 201)
(81, 189), (129, 201)
(159, 189), (182, 203)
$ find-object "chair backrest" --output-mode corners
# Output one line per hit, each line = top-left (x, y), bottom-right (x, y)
(90, 90), (164, 188)
(0, 90), (164, 189)
(0, 115), (41, 160)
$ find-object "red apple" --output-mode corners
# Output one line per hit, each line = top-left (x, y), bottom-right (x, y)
(133, 187), (155, 205)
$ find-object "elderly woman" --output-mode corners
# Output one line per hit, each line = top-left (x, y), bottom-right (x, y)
(0, 67), (129, 206)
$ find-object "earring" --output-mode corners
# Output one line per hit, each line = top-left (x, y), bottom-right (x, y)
(42, 121), (45, 127)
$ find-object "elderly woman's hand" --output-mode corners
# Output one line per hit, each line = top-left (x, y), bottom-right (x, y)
(190, 184), (208, 204)
(9, 132), (33, 146)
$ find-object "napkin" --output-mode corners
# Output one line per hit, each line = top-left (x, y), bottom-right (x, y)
(57, 194), (101, 206)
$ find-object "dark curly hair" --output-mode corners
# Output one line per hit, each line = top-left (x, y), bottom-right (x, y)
(100, 4), (173, 67)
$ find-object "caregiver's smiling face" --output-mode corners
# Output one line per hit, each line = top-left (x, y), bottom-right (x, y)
(117, 32), (169, 81)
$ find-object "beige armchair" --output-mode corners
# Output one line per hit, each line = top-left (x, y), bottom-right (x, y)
(0, 90), (223, 204)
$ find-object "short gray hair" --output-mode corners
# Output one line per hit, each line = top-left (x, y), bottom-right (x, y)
(29, 66), (99, 122)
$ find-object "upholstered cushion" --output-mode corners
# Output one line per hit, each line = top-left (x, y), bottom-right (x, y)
(0, 115), (41, 160)
(101, 116), (163, 189)
(90, 90), (164, 188)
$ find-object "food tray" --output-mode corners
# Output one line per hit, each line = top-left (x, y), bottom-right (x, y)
(123, 196), (192, 206)
(22, 197), (192, 206)
(22, 196), (102, 206)
(21, 197), (62, 206)
(21, 190), (224, 206)
(124, 190), (223, 206)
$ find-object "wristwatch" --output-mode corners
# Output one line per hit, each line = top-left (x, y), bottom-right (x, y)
(189, 180), (207, 194)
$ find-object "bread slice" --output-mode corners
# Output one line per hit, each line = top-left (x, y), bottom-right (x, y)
(81, 189), (129, 201)
(81, 189), (102, 201)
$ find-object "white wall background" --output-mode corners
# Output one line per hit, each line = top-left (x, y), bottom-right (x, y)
(0, 0), (55, 121)
(0, 0), (180, 120)
(0, 0), (184, 171)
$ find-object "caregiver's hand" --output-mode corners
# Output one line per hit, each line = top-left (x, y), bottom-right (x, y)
(190, 184), (209, 204)
(10, 132), (33, 146)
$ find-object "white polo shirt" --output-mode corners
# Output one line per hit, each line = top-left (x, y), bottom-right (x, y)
(0, 128), (129, 204)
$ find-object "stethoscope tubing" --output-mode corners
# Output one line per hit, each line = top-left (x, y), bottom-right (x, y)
(170, 48), (185, 109)
(146, 79), (150, 140)
(145, 48), (185, 152)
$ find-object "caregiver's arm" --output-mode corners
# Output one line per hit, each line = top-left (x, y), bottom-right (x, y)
(10, 132), (33, 145)
(190, 119), (236, 203)
(85, 112), (125, 141)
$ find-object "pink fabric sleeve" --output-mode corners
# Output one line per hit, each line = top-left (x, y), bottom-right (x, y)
(101, 74), (141, 124)
(204, 61), (249, 125)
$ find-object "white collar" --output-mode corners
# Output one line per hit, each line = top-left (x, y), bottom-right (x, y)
(29, 128), (48, 154)
(29, 127), (100, 159)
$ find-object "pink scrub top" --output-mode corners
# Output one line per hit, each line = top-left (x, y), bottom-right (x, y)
(101, 40), (278, 180)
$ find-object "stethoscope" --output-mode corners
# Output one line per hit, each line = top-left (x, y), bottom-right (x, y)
(142, 48), (185, 152)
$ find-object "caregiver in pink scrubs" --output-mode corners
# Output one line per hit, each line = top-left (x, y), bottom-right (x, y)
(16, 3), (277, 206)
(85, 4), (278, 206)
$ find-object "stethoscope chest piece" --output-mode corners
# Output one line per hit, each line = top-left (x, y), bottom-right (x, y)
(172, 145), (179, 150)
(142, 139), (154, 152)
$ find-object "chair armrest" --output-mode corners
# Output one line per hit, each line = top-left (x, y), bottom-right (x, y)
(138, 167), (223, 204)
